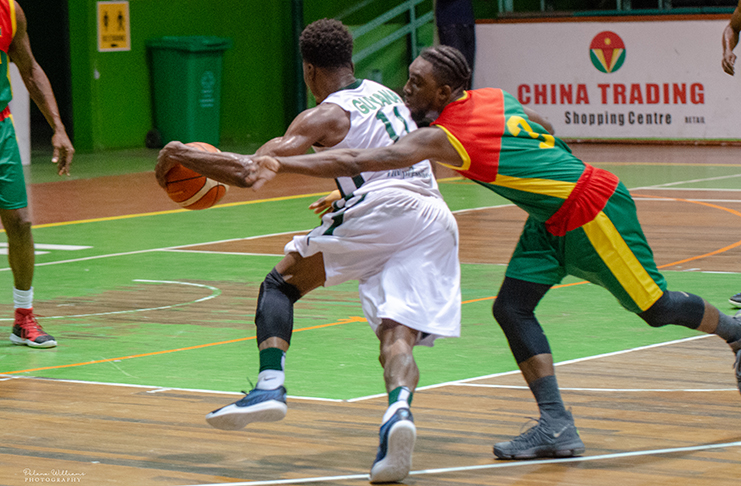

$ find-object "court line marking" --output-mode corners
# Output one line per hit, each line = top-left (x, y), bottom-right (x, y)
(27, 192), (333, 230)
(452, 383), (738, 392)
(0, 375), (344, 401)
(173, 440), (741, 486)
(348, 334), (712, 402)
(0, 317), (368, 375)
(162, 249), (285, 257)
(631, 172), (741, 190)
(0, 279), (221, 322)
(0, 230), (314, 272)
(0, 335), (727, 403)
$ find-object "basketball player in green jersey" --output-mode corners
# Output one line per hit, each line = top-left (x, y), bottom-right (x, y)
(247, 45), (741, 461)
(1, 1), (74, 348)
(157, 20), (460, 483)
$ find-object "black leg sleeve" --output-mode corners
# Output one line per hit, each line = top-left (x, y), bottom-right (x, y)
(255, 268), (302, 346)
(492, 277), (553, 364)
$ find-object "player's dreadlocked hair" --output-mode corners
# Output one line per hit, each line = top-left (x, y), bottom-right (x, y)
(419, 45), (472, 91)
(299, 18), (353, 69)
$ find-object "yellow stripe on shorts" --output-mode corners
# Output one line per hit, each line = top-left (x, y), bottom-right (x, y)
(582, 212), (663, 311)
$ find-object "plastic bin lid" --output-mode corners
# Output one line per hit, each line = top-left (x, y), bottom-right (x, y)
(146, 36), (232, 52)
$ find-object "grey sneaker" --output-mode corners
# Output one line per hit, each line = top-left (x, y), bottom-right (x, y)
(494, 410), (585, 460)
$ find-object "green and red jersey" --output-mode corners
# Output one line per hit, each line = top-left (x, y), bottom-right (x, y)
(0, 0), (15, 118)
(431, 88), (619, 236)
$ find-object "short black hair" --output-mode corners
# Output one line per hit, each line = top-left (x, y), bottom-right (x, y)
(299, 18), (353, 69)
(419, 45), (472, 91)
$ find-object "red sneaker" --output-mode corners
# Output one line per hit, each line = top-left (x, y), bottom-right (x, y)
(10, 308), (57, 348)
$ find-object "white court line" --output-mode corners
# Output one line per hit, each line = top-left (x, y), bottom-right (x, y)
(0, 375), (345, 402)
(174, 441), (741, 486)
(630, 172), (741, 190)
(453, 383), (737, 392)
(0, 279), (221, 321)
(162, 249), (284, 257)
(348, 334), (713, 402)
(636, 187), (741, 192)
(633, 198), (741, 203)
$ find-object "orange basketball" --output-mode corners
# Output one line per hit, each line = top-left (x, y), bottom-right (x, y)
(164, 142), (229, 210)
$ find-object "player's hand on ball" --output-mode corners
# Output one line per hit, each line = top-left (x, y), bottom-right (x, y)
(156, 141), (186, 188)
(309, 190), (341, 217)
(247, 156), (280, 190)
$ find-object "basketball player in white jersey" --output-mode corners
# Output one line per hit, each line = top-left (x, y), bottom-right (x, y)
(156, 19), (460, 483)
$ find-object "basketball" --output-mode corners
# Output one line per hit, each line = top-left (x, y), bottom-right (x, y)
(164, 142), (229, 210)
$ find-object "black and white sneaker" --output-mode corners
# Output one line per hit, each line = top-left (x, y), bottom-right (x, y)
(205, 386), (287, 430)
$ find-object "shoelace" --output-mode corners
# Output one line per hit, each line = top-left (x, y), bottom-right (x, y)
(511, 417), (545, 443)
(19, 314), (45, 331)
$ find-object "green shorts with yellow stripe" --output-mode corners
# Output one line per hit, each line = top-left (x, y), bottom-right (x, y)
(0, 114), (27, 210)
(505, 182), (667, 314)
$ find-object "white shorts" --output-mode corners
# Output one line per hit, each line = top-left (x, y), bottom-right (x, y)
(285, 185), (461, 346)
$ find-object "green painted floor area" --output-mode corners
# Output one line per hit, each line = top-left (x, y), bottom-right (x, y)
(0, 154), (738, 400)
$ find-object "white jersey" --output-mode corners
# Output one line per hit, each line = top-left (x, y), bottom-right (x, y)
(316, 79), (438, 197)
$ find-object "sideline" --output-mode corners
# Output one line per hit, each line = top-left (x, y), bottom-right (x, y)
(174, 440), (741, 486)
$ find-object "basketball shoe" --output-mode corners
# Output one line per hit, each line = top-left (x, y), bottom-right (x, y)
(10, 308), (57, 348)
(205, 386), (287, 430)
(370, 407), (416, 484)
(493, 410), (584, 460)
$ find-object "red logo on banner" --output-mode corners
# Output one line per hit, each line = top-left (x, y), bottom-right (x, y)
(590, 31), (626, 73)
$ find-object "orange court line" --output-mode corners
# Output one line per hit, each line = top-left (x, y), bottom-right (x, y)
(3, 316), (368, 375)
(636, 194), (741, 269)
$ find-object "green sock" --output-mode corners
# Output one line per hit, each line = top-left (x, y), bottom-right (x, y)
(388, 386), (413, 406)
(259, 347), (285, 371)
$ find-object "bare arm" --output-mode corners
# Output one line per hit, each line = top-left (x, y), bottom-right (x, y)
(156, 142), (256, 187)
(8, 2), (74, 175)
(156, 103), (351, 188)
(722, 1), (741, 75)
(255, 103), (350, 156)
(523, 106), (554, 135)
(249, 126), (461, 190)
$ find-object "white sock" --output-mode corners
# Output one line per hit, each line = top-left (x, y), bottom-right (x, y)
(382, 400), (410, 425)
(13, 287), (33, 309)
(256, 369), (285, 390)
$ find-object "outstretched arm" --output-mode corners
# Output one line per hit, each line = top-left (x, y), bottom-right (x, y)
(249, 126), (461, 190)
(9, 2), (74, 175)
(722, 1), (741, 75)
(156, 103), (350, 188)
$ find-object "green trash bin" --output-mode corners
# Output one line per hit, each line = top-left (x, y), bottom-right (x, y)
(147, 36), (232, 147)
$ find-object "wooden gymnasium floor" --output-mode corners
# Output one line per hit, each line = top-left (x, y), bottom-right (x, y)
(1, 143), (740, 485)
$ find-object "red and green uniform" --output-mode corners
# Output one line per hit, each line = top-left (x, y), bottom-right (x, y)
(0, 0), (26, 210)
(432, 88), (666, 313)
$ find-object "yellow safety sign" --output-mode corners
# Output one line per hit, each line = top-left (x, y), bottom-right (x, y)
(97, 1), (130, 52)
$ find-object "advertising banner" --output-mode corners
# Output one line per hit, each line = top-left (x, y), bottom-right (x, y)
(474, 19), (740, 141)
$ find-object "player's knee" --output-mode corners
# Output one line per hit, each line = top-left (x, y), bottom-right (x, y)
(255, 268), (302, 345)
(638, 290), (704, 329)
(0, 209), (31, 237)
(492, 297), (522, 335)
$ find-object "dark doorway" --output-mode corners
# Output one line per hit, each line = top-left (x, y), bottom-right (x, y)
(21, 1), (73, 149)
